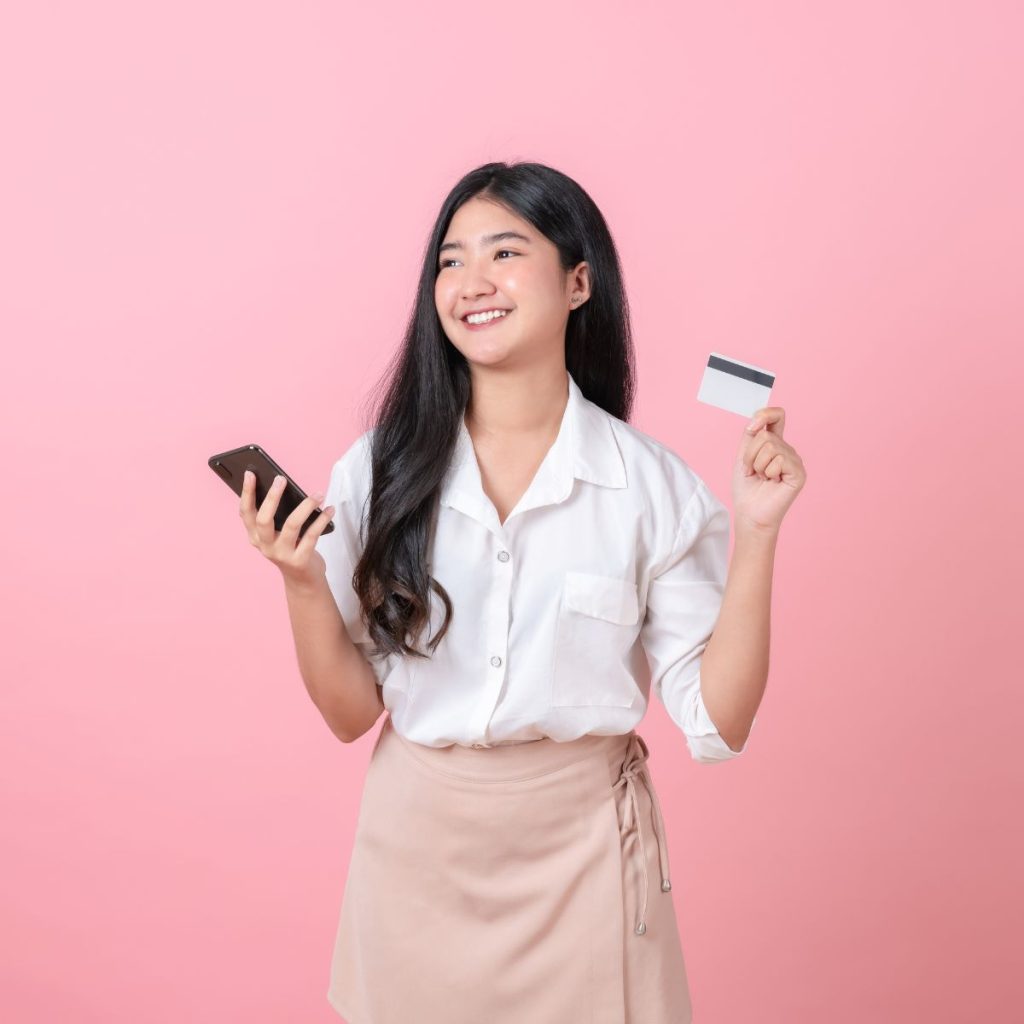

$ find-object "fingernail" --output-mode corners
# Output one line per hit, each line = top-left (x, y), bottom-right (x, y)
(746, 420), (757, 433)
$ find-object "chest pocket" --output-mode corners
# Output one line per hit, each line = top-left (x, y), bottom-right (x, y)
(551, 571), (642, 708)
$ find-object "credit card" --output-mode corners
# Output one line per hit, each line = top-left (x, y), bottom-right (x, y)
(697, 353), (776, 417)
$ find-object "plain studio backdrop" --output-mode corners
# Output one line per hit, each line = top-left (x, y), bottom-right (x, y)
(1, 1), (1020, 1021)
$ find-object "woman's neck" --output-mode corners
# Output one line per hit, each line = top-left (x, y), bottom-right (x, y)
(464, 367), (569, 442)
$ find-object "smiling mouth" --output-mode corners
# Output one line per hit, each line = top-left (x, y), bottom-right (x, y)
(462, 310), (513, 329)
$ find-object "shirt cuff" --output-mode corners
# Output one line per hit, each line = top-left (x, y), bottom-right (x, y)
(685, 677), (755, 763)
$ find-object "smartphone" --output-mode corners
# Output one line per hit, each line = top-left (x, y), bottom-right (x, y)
(208, 443), (335, 537)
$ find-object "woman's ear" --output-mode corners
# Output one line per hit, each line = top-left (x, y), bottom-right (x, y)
(568, 261), (591, 305)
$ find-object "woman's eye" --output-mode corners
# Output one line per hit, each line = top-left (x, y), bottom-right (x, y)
(438, 250), (518, 271)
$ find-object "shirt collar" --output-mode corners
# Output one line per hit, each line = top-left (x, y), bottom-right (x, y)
(439, 370), (627, 530)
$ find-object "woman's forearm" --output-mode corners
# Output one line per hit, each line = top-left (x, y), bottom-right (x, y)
(283, 574), (384, 742)
(699, 525), (777, 751)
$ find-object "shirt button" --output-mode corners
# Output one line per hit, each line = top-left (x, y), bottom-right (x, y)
(490, 655), (503, 667)
(497, 550), (510, 562)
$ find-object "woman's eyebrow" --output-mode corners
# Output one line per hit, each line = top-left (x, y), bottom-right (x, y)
(439, 231), (532, 255)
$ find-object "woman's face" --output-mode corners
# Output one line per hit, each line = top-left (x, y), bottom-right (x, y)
(434, 196), (589, 370)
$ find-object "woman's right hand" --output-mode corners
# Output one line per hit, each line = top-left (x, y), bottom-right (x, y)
(239, 470), (336, 588)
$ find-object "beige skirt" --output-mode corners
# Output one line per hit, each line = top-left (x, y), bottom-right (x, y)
(327, 715), (693, 1024)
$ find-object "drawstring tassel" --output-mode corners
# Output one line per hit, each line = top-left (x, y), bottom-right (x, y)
(613, 734), (673, 937)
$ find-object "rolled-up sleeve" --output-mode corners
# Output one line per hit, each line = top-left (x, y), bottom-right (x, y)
(641, 479), (755, 763)
(314, 435), (395, 687)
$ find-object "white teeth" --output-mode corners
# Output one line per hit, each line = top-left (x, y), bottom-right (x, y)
(465, 309), (508, 324)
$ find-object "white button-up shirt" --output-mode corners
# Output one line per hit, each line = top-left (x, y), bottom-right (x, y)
(316, 372), (755, 763)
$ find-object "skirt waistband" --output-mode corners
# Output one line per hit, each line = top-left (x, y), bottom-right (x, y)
(383, 716), (673, 936)
(387, 716), (631, 782)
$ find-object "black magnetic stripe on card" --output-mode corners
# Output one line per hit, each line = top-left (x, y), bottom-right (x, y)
(707, 355), (775, 388)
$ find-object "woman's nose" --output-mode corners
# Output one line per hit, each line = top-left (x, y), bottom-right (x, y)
(459, 263), (497, 299)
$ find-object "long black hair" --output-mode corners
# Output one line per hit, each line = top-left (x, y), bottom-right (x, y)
(353, 161), (637, 663)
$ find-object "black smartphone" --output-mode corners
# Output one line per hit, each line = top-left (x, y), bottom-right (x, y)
(208, 443), (335, 538)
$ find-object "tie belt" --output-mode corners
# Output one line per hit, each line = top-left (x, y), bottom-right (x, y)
(612, 733), (673, 937)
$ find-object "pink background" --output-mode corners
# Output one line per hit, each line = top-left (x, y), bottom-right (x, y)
(2, 1), (1020, 1021)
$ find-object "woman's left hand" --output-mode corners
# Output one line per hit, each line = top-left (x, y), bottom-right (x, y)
(731, 407), (807, 534)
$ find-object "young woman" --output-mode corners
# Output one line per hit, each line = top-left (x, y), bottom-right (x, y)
(239, 161), (806, 1023)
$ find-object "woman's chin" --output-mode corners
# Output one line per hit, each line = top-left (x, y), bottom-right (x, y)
(462, 337), (521, 365)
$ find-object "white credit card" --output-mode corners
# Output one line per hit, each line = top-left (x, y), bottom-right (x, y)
(697, 353), (776, 417)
